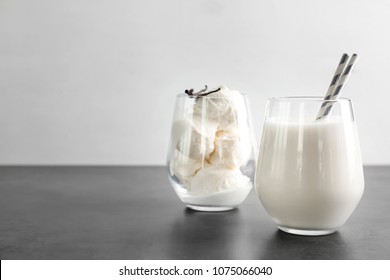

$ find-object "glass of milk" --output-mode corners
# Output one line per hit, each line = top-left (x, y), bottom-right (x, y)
(167, 88), (257, 211)
(256, 97), (364, 235)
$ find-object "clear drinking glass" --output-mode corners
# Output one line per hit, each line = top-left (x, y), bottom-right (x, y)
(168, 93), (256, 211)
(256, 97), (364, 235)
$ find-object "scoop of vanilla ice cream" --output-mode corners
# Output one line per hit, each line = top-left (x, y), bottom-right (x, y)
(192, 85), (248, 131)
(170, 149), (203, 186)
(170, 118), (216, 187)
(228, 126), (254, 167)
(190, 165), (251, 195)
(171, 119), (189, 149)
(208, 131), (245, 168)
(175, 118), (217, 161)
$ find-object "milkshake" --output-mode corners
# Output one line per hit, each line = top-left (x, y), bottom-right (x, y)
(256, 97), (364, 235)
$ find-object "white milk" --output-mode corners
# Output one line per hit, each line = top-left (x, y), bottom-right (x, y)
(256, 117), (364, 230)
(179, 182), (253, 208)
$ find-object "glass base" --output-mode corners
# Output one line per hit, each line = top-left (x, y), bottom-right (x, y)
(186, 204), (236, 212)
(278, 226), (337, 236)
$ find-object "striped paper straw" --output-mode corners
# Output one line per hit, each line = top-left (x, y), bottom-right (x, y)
(316, 53), (359, 120)
(316, 53), (349, 119)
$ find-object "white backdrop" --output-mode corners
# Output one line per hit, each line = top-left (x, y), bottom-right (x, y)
(0, 0), (389, 165)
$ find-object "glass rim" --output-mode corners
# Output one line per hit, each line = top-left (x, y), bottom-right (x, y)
(175, 93), (248, 98)
(268, 96), (351, 103)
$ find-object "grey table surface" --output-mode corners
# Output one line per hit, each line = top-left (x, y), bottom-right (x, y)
(0, 166), (389, 260)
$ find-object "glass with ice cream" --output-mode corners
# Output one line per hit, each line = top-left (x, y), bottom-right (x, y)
(168, 85), (256, 211)
(256, 97), (364, 235)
